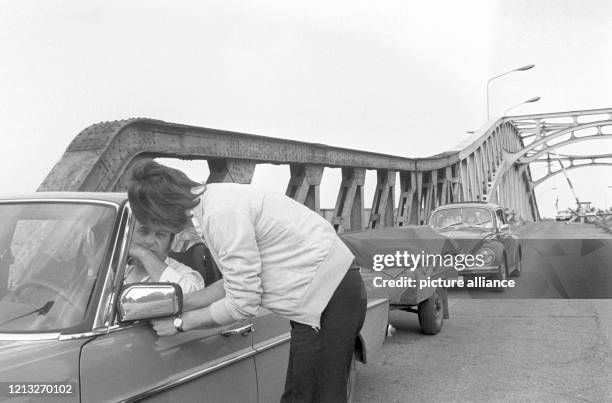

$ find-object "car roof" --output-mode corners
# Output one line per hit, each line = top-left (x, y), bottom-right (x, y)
(0, 192), (127, 205)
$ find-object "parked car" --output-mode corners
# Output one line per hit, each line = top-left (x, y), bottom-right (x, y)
(555, 209), (573, 221)
(428, 202), (522, 289)
(0, 192), (388, 402)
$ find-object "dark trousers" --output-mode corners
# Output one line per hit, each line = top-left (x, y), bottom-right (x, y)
(281, 268), (367, 403)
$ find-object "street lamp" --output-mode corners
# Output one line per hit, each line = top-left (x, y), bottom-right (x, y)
(503, 96), (541, 116)
(486, 64), (535, 120)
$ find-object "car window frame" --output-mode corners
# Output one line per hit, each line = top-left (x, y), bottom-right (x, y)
(495, 209), (506, 228)
(0, 198), (123, 340)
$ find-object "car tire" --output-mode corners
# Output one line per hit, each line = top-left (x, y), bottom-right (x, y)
(347, 351), (356, 403)
(418, 288), (444, 335)
(511, 253), (522, 277)
(493, 258), (508, 292)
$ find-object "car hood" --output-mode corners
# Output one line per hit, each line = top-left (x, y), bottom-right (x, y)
(436, 227), (494, 252)
(0, 337), (86, 385)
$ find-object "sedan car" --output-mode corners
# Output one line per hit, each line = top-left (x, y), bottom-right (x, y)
(0, 192), (387, 402)
(429, 202), (522, 290)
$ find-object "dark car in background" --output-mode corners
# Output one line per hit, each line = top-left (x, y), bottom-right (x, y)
(429, 202), (522, 289)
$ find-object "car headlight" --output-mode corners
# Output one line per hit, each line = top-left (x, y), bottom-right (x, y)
(476, 247), (495, 265)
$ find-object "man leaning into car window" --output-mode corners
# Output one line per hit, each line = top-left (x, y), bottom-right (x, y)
(124, 219), (205, 294)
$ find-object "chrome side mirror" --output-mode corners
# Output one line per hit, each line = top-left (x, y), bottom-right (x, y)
(118, 283), (183, 322)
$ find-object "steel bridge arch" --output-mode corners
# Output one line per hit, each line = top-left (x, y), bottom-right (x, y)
(485, 109), (612, 216)
(531, 162), (612, 188)
(38, 108), (610, 230)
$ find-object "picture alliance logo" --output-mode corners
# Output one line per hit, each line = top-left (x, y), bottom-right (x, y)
(372, 251), (489, 272)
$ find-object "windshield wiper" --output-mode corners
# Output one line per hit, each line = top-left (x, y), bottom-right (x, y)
(0, 301), (55, 327)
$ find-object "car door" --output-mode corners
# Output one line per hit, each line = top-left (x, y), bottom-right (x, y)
(251, 308), (291, 402)
(79, 202), (258, 403)
(79, 319), (257, 402)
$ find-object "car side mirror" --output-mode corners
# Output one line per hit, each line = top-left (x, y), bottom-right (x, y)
(499, 224), (509, 231)
(117, 283), (183, 322)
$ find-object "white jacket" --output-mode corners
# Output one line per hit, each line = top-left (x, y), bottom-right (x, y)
(197, 183), (354, 328)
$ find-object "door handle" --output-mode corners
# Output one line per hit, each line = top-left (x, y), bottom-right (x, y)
(221, 323), (254, 337)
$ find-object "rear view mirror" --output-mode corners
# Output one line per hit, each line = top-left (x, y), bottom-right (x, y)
(118, 283), (183, 322)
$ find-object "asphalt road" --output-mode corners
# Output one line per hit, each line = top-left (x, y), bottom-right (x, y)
(354, 222), (612, 402)
(354, 299), (612, 403)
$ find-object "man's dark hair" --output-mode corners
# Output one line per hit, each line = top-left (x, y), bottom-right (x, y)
(128, 159), (203, 233)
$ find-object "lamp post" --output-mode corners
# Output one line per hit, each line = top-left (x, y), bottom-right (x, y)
(486, 64), (535, 120)
(503, 96), (541, 116)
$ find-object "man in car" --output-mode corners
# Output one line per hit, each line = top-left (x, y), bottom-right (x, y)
(125, 219), (205, 294)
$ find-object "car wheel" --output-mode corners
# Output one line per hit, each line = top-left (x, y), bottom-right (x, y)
(494, 258), (507, 292)
(417, 288), (444, 335)
(511, 253), (522, 277)
(347, 352), (356, 403)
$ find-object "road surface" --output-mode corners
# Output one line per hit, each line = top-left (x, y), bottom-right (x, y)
(355, 299), (612, 402)
(354, 222), (612, 402)
(451, 221), (612, 299)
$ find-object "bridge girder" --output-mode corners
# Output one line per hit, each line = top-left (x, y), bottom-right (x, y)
(513, 121), (612, 164)
(531, 162), (612, 188)
(44, 110), (612, 230)
(482, 108), (612, 220)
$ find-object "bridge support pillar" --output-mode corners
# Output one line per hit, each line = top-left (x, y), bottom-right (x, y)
(333, 168), (365, 233)
(460, 159), (470, 201)
(396, 172), (416, 226)
(369, 170), (396, 229)
(207, 158), (256, 183)
(286, 164), (324, 213)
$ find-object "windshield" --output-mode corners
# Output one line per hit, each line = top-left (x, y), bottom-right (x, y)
(0, 202), (116, 332)
(430, 207), (493, 229)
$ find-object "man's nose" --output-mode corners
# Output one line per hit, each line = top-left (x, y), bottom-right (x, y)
(142, 233), (155, 247)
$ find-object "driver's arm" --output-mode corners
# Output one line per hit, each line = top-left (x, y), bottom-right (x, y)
(128, 244), (166, 281)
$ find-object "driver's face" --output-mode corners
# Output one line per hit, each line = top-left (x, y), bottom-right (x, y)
(132, 220), (174, 261)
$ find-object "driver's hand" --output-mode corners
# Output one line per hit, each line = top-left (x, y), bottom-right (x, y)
(128, 243), (149, 262)
(151, 317), (178, 337)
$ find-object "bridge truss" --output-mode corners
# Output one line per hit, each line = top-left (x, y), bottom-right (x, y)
(39, 107), (611, 231)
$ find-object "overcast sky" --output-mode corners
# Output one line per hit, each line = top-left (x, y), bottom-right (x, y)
(1, 0), (611, 217)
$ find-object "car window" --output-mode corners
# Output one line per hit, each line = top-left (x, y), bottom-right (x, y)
(430, 207), (493, 228)
(0, 202), (115, 332)
(496, 209), (506, 226)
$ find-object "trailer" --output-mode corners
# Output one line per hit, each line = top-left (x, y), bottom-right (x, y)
(340, 226), (458, 335)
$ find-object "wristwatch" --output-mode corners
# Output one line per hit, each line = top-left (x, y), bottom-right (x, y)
(173, 315), (185, 332)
